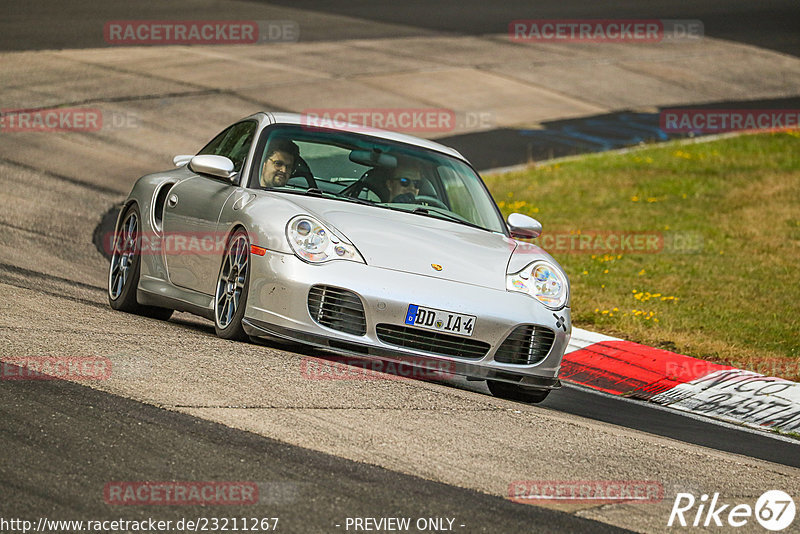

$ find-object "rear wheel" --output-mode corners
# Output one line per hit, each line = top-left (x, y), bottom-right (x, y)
(487, 380), (550, 403)
(214, 229), (251, 340)
(108, 204), (173, 320)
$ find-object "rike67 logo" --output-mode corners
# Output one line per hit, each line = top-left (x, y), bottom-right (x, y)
(668, 490), (795, 531)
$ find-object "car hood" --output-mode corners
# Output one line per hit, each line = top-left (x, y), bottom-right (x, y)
(286, 196), (519, 290)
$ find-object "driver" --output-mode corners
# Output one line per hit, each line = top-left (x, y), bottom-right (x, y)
(385, 162), (423, 203)
(260, 138), (299, 188)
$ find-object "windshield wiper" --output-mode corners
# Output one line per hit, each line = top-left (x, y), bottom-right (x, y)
(338, 195), (376, 206)
(409, 207), (486, 231)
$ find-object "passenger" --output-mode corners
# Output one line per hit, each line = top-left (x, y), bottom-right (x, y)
(260, 138), (299, 188)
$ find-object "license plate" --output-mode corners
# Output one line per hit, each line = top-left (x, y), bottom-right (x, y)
(404, 304), (476, 337)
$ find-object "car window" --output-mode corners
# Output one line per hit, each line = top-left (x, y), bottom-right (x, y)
(248, 125), (506, 233)
(295, 141), (369, 182)
(198, 121), (257, 172)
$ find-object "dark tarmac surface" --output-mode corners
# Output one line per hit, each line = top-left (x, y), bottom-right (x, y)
(0, 367), (632, 534)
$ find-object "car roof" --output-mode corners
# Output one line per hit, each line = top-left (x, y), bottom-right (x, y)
(249, 112), (467, 163)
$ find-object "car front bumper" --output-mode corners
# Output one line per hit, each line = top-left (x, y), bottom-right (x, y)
(243, 251), (571, 388)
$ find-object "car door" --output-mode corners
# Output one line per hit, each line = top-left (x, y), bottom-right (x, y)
(161, 120), (257, 294)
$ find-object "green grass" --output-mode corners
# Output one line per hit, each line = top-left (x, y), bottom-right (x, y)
(484, 131), (800, 381)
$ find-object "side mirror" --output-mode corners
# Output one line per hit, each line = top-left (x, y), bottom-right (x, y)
(173, 154), (194, 167)
(507, 212), (542, 239)
(188, 155), (237, 183)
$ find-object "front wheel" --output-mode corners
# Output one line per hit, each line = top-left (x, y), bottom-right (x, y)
(487, 380), (550, 403)
(108, 204), (173, 320)
(214, 229), (251, 340)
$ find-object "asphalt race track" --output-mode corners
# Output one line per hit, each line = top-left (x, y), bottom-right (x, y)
(1, 2), (799, 533)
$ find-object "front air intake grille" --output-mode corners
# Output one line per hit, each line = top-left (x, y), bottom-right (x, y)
(494, 325), (556, 365)
(376, 324), (490, 360)
(307, 286), (366, 336)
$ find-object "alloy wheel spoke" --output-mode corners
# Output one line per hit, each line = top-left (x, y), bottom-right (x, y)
(232, 290), (240, 310)
(235, 239), (247, 266)
(114, 272), (124, 296)
(225, 297), (234, 325)
(217, 294), (228, 325)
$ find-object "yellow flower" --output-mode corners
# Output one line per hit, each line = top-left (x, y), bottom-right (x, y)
(638, 269), (646, 275)
(631, 196), (640, 202)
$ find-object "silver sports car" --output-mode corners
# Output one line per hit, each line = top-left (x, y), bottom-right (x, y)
(108, 112), (571, 402)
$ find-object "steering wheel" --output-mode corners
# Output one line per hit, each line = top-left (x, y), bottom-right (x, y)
(414, 195), (448, 210)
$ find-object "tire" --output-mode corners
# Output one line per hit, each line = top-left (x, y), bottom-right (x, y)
(214, 228), (251, 340)
(487, 380), (550, 403)
(108, 204), (173, 320)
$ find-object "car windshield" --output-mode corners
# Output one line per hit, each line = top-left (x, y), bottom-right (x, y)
(252, 125), (506, 233)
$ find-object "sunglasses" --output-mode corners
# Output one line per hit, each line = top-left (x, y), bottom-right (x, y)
(396, 177), (421, 188)
(268, 157), (294, 169)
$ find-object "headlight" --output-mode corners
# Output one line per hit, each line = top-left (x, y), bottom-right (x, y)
(286, 215), (364, 264)
(507, 261), (569, 309)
